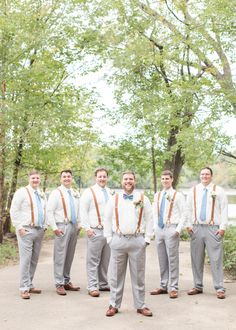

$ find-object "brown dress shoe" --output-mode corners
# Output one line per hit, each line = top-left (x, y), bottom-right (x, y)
(169, 291), (178, 299)
(56, 286), (67, 296)
(150, 288), (168, 295)
(217, 291), (225, 299)
(187, 288), (203, 295)
(99, 287), (110, 292)
(29, 288), (42, 294)
(88, 290), (100, 297)
(137, 307), (153, 317)
(64, 282), (80, 291)
(21, 291), (30, 299)
(106, 306), (118, 317)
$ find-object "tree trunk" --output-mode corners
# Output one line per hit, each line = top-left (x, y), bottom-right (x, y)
(151, 137), (157, 192)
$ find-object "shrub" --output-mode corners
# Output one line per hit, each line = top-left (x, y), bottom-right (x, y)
(223, 225), (236, 277)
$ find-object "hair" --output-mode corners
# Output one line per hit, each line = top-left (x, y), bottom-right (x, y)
(161, 170), (173, 178)
(60, 169), (73, 176)
(122, 170), (136, 178)
(94, 167), (109, 177)
(28, 169), (40, 177)
(200, 166), (213, 176)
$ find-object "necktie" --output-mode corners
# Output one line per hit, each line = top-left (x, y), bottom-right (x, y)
(68, 190), (77, 224)
(123, 194), (133, 200)
(158, 192), (166, 229)
(34, 191), (44, 227)
(102, 188), (109, 203)
(200, 188), (208, 222)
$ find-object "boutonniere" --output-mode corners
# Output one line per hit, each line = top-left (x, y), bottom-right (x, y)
(166, 194), (173, 202)
(110, 190), (116, 196)
(211, 191), (217, 200)
(39, 192), (45, 199)
(133, 200), (144, 209)
(73, 190), (80, 198)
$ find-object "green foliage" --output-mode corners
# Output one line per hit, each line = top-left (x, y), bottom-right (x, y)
(223, 226), (236, 277)
(0, 240), (18, 265)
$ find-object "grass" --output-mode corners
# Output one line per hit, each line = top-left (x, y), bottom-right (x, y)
(0, 239), (18, 266)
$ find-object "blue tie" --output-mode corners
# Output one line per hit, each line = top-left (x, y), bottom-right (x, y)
(200, 188), (208, 222)
(34, 191), (44, 227)
(158, 192), (166, 229)
(102, 188), (109, 203)
(123, 194), (133, 200)
(68, 190), (77, 224)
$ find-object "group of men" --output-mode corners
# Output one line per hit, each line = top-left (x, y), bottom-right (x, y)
(10, 166), (228, 317)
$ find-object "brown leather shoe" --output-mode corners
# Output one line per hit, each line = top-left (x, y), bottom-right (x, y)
(88, 290), (100, 297)
(187, 288), (203, 295)
(106, 306), (118, 317)
(29, 288), (42, 294)
(217, 291), (225, 299)
(169, 290), (178, 299)
(99, 287), (110, 292)
(150, 288), (168, 295)
(137, 307), (153, 317)
(20, 291), (30, 299)
(64, 282), (80, 291)
(56, 286), (67, 296)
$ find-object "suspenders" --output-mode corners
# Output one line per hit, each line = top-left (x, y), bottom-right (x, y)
(25, 187), (45, 226)
(57, 188), (68, 222)
(90, 187), (103, 229)
(157, 190), (177, 225)
(115, 193), (144, 235)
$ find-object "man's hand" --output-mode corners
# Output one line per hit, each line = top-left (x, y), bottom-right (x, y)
(87, 229), (96, 238)
(18, 228), (28, 237)
(173, 231), (180, 238)
(54, 229), (64, 237)
(216, 229), (225, 237)
(187, 227), (193, 234)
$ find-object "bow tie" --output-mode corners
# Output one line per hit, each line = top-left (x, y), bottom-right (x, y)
(123, 194), (133, 200)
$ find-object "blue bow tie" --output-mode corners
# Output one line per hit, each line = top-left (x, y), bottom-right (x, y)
(123, 194), (133, 200)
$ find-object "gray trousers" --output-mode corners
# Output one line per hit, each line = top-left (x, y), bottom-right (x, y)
(87, 228), (110, 291)
(190, 224), (224, 292)
(109, 234), (146, 309)
(54, 223), (78, 287)
(156, 225), (179, 292)
(17, 227), (44, 292)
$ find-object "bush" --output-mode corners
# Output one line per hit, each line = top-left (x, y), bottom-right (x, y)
(223, 225), (236, 277)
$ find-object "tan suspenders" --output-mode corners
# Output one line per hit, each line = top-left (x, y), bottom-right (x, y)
(193, 185), (216, 225)
(157, 191), (177, 225)
(25, 187), (34, 226)
(90, 187), (103, 228)
(57, 188), (68, 222)
(115, 193), (144, 234)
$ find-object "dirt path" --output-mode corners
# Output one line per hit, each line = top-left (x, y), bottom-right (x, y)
(0, 237), (235, 330)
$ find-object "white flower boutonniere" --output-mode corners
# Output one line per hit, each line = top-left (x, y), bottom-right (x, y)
(39, 192), (45, 199)
(110, 190), (116, 196)
(211, 191), (217, 200)
(73, 190), (80, 198)
(133, 200), (144, 209)
(166, 194), (173, 202)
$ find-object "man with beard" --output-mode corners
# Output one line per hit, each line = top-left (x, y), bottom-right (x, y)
(104, 171), (153, 317)
(80, 167), (111, 297)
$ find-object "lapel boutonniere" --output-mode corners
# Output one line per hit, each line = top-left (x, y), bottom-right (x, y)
(110, 189), (116, 196)
(166, 193), (173, 202)
(211, 191), (217, 200)
(133, 199), (144, 209)
(39, 191), (45, 199)
(73, 190), (80, 198)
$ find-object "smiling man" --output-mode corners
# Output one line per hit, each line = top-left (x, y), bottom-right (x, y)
(185, 166), (228, 299)
(80, 167), (111, 297)
(10, 170), (46, 299)
(104, 171), (153, 317)
(47, 169), (80, 296)
(150, 170), (185, 299)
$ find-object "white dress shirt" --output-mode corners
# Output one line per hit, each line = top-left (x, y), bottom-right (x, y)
(10, 185), (47, 230)
(80, 183), (111, 230)
(104, 190), (153, 244)
(47, 185), (80, 231)
(184, 182), (228, 230)
(153, 187), (185, 233)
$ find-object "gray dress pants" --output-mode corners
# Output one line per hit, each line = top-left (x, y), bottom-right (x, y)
(156, 225), (179, 292)
(190, 224), (224, 292)
(17, 227), (44, 292)
(87, 228), (110, 291)
(54, 222), (78, 287)
(109, 234), (146, 309)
